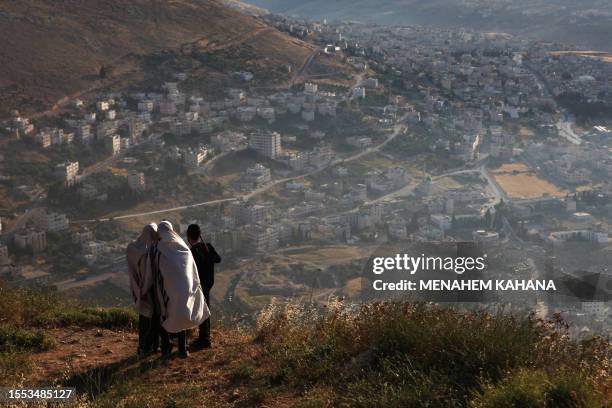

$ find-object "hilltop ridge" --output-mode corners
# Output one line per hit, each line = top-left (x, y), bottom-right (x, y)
(1, 284), (610, 407)
(0, 0), (314, 118)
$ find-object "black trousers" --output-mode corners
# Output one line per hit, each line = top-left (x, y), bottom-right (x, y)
(198, 288), (211, 343)
(138, 314), (160, 353)
(161, 328), (187, 354)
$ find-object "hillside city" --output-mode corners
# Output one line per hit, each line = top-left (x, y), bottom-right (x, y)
(1, 13), (611, 336)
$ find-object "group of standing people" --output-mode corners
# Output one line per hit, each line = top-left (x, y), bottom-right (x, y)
(126, 221), (221, 358)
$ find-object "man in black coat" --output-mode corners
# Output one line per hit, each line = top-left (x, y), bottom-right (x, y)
(187, 224), (221, 349)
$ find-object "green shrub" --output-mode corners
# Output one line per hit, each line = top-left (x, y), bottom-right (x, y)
(39, 307), (137, 329)
(0, 324), (55, 352)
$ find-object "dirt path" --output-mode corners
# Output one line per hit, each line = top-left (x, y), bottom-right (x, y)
(26, 327), (291, 406)
(29, 328), (138, 385)
(205, 26), (274, 52)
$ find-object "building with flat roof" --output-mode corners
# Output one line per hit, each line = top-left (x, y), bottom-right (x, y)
(249, 130), (281, 159)
(14, 230), (46, 253)
(56, 161), (79, 186)
(47, 212), (69, 232)
(246, 224), (279, 254)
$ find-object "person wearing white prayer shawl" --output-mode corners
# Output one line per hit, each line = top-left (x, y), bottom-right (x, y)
(154, 220), (209, 358)
(126, 223), (159, 356)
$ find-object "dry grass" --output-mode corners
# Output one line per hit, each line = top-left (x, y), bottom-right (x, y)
(342, 277), (365, 298)
(255, 300), (611, 407)
(1, 286), (609, 407)
(492, 163), (566, 199)
(549, 51), (612, 63)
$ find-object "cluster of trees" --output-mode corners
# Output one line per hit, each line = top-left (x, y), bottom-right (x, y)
(557, 91), (611, 121)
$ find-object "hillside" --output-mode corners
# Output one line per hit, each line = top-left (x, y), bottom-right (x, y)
(1, 284), (610, 407)
(0, 0), (314, 118)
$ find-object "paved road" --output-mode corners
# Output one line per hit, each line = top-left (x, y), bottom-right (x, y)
(55, 271), (120, 292)
(523, 61), (582, 145)
(77, 197), (238, 223)
(479, 165), (506, 206)
(556, 119), (582, 145)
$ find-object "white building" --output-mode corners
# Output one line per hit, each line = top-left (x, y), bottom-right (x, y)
(47, 212), (69, 232)
(244, 163), (272, 186)
(246, 225), (279, 254)
(36, 130), (52, 148)
(352, 87), (366, 99)
(211, 131), (247, 152)
(96, 101), (110, 111)
(346, 136), (372, 149)
(304, 82), (318, 94)
(72, 229), (93, 245)
(183, 147), (210, 169)
(85, 241), (107, 258)
(548, 230), (609, 246)
(57, 161), (79, 186)
(249, 130), (282, 159)
(106, 134), (121, 155)
(490, 126), (514, 159)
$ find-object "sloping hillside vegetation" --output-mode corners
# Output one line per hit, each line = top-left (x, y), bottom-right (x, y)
(0, 0), (314, 117)
(0, 283), (609, 407)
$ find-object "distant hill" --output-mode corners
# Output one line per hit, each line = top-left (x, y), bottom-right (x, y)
(247, 0), (612, 51)
(220, 0), (269, 16)
(0, 0), (314, 118)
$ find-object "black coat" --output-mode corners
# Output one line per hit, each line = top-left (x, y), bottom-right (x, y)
(190, 242), (221, 290)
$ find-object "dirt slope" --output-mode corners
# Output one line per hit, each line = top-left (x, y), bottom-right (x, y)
(0, 0), (313, 117)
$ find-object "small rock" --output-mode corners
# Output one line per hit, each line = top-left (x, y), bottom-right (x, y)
(95, 330), (104, 337)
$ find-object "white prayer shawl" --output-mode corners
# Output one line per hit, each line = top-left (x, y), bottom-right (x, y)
(155, 221), (209, 333)
(126, 223), (158, 318)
